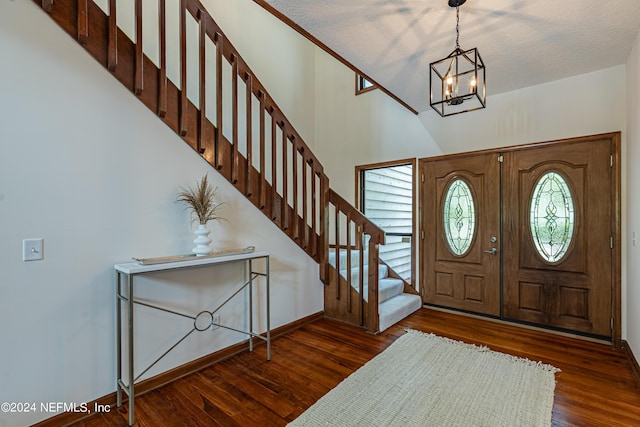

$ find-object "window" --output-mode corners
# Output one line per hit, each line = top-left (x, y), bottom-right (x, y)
(355, 73), (377, 95)
(443, 178), (476, 256)
(358, 160), (415, 283)
(529, 171), (575, 263)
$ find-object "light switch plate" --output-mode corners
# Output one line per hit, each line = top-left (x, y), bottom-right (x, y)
(23, 238), (44, 261)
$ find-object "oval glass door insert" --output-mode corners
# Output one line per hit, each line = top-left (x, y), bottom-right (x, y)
(443, 179), (476, 255)
(530, 171), (575, 263)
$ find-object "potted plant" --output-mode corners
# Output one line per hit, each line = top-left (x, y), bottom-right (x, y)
(177, 174), (224, 255)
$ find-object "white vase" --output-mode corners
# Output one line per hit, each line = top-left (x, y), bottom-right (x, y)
(192, 223), (212, 256)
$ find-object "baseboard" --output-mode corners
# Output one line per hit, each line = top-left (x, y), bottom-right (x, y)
(621, 340), (640, 391)
(31, 311), (324, 427)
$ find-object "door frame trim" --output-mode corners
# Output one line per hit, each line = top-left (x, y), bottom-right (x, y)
(418, 132), (621, 346)
(355, 158), (417, 286)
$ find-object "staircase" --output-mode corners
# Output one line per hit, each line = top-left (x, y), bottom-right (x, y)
(329, 249), (422, 332)
(33, 0), (421, 334)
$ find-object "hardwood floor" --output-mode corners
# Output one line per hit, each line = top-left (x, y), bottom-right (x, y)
(71, 308), (640, 426)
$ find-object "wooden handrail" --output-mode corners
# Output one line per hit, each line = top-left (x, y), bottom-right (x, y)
(329, 190), (385, 244)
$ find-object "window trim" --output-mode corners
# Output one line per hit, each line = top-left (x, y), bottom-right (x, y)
(355, 73), (378, 95)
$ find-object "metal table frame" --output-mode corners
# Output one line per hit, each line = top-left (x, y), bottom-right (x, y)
(114, 251), (270, 426)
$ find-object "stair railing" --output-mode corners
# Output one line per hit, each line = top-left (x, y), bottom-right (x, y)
(327, 190), (385, 333)
(35, 0), (386, 330)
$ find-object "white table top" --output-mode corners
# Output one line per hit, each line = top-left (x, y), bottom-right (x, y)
(115, 251), (269, 274)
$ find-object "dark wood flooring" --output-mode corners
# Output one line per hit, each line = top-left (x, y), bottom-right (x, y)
(72, 308), (640, 426)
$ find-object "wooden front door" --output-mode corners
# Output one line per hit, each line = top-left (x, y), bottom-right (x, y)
(502, 137), (614, 337)
(420, 134), (618, 339)
(422, 152), (501, 316)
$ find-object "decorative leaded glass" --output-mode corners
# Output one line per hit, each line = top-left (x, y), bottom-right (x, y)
(443, 179), (476, 255)
(530, 171), (575, 263)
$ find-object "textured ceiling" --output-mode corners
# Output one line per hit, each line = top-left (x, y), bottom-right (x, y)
(259, 0), (640, 113)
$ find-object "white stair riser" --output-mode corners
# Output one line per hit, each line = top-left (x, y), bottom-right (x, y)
(335, 277), (404, 304)
(330, 249), (422, 332)
(378, 294), (422, 332)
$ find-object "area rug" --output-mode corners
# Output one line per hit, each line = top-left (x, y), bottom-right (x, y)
(288, 329), (559, 427)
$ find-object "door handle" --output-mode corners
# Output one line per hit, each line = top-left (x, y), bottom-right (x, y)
(484, 248), (497, 255)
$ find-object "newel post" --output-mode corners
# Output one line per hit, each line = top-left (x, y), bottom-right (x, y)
(367, 238), (380, 334)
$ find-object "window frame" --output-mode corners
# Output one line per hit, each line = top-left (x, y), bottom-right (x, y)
(355, 73), (378, 95)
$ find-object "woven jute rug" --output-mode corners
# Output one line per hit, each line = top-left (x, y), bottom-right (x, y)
(288, 329), (559, 427)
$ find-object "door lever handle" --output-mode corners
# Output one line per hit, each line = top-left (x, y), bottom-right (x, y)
(484, 248), (497, 255)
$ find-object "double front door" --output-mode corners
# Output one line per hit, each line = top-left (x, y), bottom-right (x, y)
(420, 134), (619, 338)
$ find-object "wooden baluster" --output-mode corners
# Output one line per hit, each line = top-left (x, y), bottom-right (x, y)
(281, 129), (289, 230)
(258, 92), (266, 209)
(78, 0), (88, 46)
(334, 205), (340, 300)
(158, 0), (167, 117)
(134, 0), (143, 95)
(107, 0), (117, 71)
(320, 175), (330, 284)
(270, 111), (277, 220)
(358, 227), (364, 325)
(346, 216), (352, 313)
(197, 10), (206, 154)
(245, 73), (253, 196)
(302, 154), (308, 249)
(311, 166), (317, 257)
(214, 33), (224, 169)
(42, 0), (53, 13)
(292, 137), (299, 240)
(179, 0), (187, 136)
(231, 55), (239, 183)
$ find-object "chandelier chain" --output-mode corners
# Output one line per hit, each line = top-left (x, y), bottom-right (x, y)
(456, 5), (460, 49)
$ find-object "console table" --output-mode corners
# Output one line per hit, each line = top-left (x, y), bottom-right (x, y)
(114, 251), (270, 426)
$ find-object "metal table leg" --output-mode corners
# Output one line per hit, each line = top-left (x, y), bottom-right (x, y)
(249, 259), (253, 353)
(128, 273), (135, 426)
(116, 271), (122, 407)
(266, 256), (271, 361)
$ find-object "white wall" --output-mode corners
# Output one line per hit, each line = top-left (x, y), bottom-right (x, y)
(313, 49), (440, 202)
(626, 31), (640, 357)
(310, 52), (440, 291)
(0, 2), (322, 426)
(420, 66), (626, 154)
(200, 0), (439, 204)
(201, 0), (317, 149)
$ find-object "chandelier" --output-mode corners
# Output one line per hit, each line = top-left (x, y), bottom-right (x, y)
(430, 0), (486, 117)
